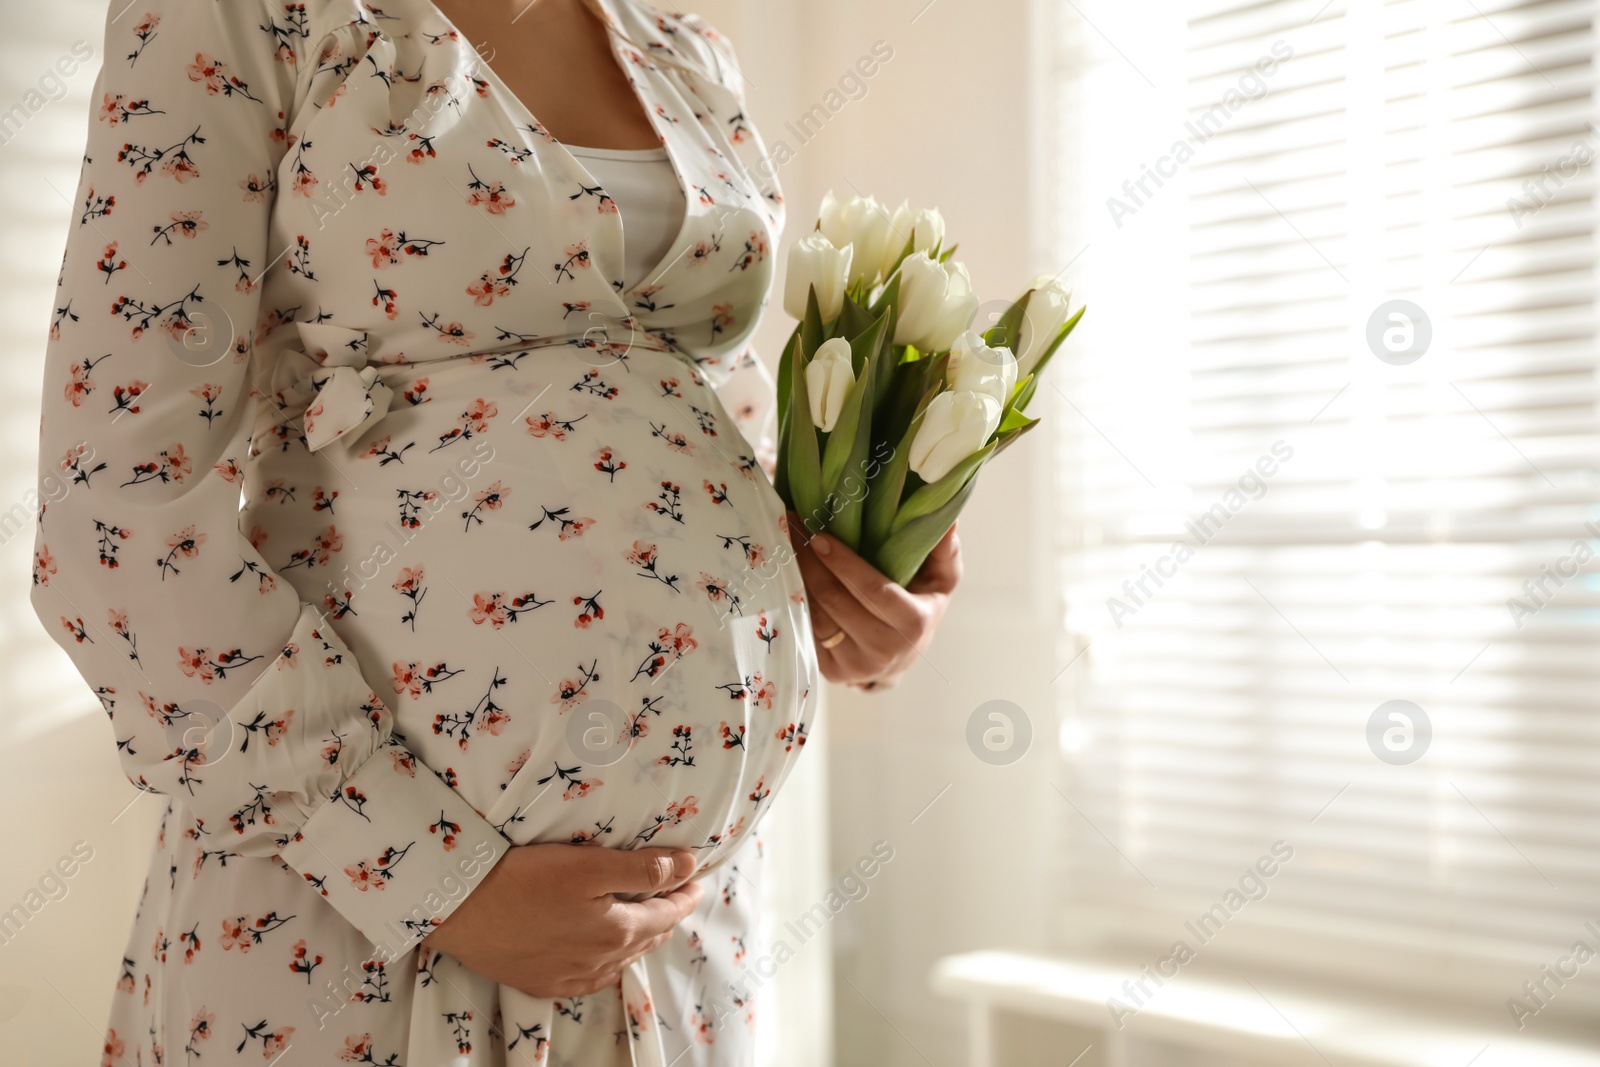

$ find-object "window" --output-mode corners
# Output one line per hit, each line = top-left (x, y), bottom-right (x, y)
(1048, 0), (1600, 1014)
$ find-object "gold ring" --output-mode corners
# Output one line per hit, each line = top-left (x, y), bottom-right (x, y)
(818, 627), (847, 649)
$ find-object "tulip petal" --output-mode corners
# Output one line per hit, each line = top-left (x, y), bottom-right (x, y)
(805, 336), (855, 432)
(908, 390), (998, 483)
(1016, 276), (1075, 377)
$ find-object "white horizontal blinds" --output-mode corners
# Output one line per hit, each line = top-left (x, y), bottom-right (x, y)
(1050, 0), (1600, 974)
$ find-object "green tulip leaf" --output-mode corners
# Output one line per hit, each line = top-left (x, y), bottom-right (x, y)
(873, 473), (981, 588)
(1000, 372), (1034, 426)
(774, 320), (802, 501)
(983, 289), (1032, 353)
(783, 332), (825, 526)
(849, 304), (890, 382)
(861, 401), (924, 558)
(868, 281), (901, 417)
(837, 291), (873, 341)
(801, 282), (829, 356)
(991, 416), (1040, 458)
(876, 353), (943, 464)
(1012, 373), (1039, 414)
(775, 321), (800, 417)
(833, 363), (877, 550)
(1019, 304), (1085, 397)
(774, 411), (790, 501)
(890, 437), (997, 536)
(867, 267), (902, 320)
(998, 403), (1038, 437)
(911, 352), (950, 414)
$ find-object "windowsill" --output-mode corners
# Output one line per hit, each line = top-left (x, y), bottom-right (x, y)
(931, 950), (1600, 1067)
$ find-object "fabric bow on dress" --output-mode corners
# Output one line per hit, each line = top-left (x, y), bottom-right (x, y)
(302, 363), (396, 453)
(279, 320), (392, 453)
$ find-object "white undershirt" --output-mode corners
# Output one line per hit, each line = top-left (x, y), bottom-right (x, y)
(564, 143), (686, 292)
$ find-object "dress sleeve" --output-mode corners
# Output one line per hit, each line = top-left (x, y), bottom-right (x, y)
(674, 11), (785, 231)
(675, 12), (787, 481)
(30, 0), (507, 961)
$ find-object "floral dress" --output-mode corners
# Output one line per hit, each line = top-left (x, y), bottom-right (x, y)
(30, 0), (818, 1063)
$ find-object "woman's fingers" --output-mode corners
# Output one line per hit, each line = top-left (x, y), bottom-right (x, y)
(616, 930), (675, 973)
(563, 971), (623, 998)
(804, 588), (842, 643)
(787, 509), (903, 633)
(796, 566), (891, 674)
(581, 847), (697, 898)
(617, 880), (704, 942)
(424, 842), (709, 1000)
(793, 543), (912, 681)
(906, 521), (962, 597)
(795, 537), (926, 663)
(809, 531), (925, 632)
(786, 511), (960, 687)
(792, 539), (889, 642)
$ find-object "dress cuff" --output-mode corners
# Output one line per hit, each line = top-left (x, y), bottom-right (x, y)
(279, 739), (510, 960)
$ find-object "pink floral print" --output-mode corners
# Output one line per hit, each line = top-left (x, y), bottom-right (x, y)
(31, 0), (813, 1064)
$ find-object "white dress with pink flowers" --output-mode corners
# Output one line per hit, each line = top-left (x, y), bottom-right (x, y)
(31, 0), (817, 1063)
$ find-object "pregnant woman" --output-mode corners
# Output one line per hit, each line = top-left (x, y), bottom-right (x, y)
(32, 0), (963, 1062)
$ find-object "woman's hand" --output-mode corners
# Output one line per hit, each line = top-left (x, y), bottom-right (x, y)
(786, 513), (964, 689)
(422, 844), (704, 998)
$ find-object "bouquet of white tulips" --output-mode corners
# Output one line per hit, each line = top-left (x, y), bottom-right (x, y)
(776, 190), (1084, 586)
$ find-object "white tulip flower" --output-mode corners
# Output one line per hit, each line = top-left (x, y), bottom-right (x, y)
(909, 389), (1002, 484)
(879, 200), (946, 279)
(924, 259), (979, 352)
(817, 188), (848, 244)
(1015, 272), (1074, 378)
(784, 232), (852, 324)
(946, 329), (1018, 407)
(817, 191), (895, 289)
(892, 252), (979, 352)
(805, 337), (856, 432)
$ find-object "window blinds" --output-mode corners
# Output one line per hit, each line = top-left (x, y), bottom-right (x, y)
(1048, 0), (1600, 1004)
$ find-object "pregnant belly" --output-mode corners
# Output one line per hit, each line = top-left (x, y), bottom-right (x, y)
(249, 342), (818, 873)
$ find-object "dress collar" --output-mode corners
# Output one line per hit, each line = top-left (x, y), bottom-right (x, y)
(418, 0), (697, 295)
